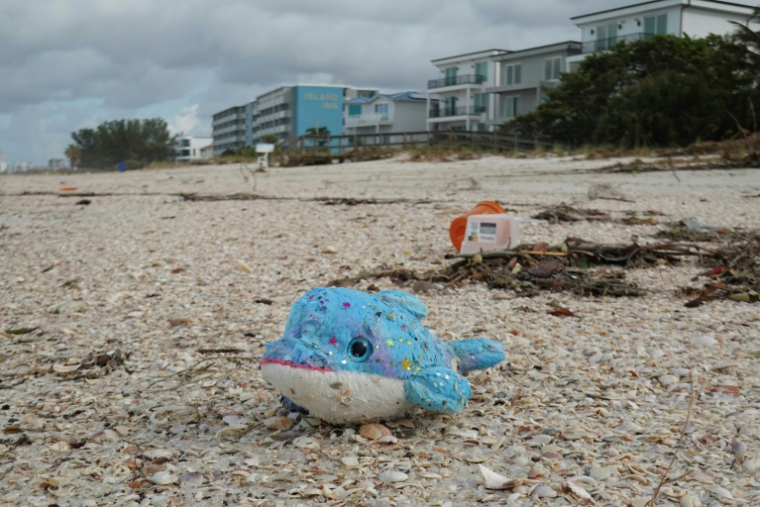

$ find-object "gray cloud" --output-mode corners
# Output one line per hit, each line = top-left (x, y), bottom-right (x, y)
(0, 0), (757, 163)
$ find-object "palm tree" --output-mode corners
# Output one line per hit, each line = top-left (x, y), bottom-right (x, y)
(305, 126), (330, 148)
(65, 144), (81, 169)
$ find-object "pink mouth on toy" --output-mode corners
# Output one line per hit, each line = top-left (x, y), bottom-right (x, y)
(260, 358), (332, 373)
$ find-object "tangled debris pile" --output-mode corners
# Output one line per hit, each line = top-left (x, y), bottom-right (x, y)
(683, 229), (760, 306)
(532, 205), (662, 225)
(330, 237), (717, 298)
(331, 229), (760, 306)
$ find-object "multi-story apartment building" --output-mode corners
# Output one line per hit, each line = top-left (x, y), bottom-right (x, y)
(252, 85), (377, 145)
(211, 105), (247, 156)
(488, 42), (582, 127)
(426, 49), (508, 132)
(344, 92), (432, 140)
(569, 0), (759, 69)
(252, 86), (294, 145)
(212, 85), (378, 153)
(174, 136), (212, 163)
(428, 0), (758, 132)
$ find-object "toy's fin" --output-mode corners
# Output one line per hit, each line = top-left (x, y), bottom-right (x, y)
(377, 290), (427, 319)
(404, 366), (471, 414)
(282, 396), (309, 415)
(448, 338), (505, 375)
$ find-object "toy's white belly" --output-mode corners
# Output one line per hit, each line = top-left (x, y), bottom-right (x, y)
(261, 363), (414, 424)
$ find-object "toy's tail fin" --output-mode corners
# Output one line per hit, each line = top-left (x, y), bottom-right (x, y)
(448, 338), (505, 375)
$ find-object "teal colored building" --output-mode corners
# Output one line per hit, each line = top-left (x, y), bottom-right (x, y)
(212, 84), (377, 152)
(292, 85), (345, 138)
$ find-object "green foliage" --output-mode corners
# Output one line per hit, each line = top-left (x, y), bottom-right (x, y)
(305, 127), (330, 147)
(71, 118), (176, 169)
(64, 144), (81, 168)
(510, 32), (760, 148)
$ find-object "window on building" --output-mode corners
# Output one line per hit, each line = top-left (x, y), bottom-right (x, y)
(503, 64), (522, 86)
(348, 104), (362, 116)
(545, 57), (562, 81)
(477, 123), (487, 132)
(644, 14), (668, 37)
(443, 96), (458, 115)
(503, 96), (519, 119)
(474, 93), (487, 113)
(374, 103), (389, 118)
(475, 62), (488, 83)
(595, 23), (619, 51)
(444, 67), (458, 86)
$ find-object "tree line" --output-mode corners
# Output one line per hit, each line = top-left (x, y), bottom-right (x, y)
(67, 118), (175, 169)
(509, 21), (760, 149)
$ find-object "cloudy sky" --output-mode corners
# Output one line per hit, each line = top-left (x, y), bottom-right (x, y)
(0, 0), (757, 164)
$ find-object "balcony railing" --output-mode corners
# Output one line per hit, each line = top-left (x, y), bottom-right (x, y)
(428, 106), (486, 118)
(583, 32), (655, 53)
(428, 74), (486, 89)
(346, 114), (390, 125)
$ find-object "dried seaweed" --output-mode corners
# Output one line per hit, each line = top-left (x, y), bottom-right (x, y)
(532, 205), (611, 223)
(684, 230), (760, 306)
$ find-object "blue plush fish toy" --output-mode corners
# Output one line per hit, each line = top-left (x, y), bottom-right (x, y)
(260, 287), (505, 424)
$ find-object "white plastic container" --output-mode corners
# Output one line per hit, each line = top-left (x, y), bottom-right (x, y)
(460, 214), (521, 254)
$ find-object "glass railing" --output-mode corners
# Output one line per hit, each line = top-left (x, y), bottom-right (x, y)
(428, 106), (486, 118)
(428, 74), (486, 89)
(583, 32), (655, 53)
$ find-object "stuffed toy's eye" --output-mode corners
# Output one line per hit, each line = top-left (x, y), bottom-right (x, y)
(348, 337), (372, 362)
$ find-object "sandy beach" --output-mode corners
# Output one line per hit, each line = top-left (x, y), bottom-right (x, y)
(1, 155), (759, 506)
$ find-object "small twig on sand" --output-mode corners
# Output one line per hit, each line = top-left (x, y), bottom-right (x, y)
(197, 348), (245, 355)
(648, 370), (695, 506)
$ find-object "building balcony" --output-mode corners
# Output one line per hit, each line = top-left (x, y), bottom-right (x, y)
(428, 74), (486, 90)
(428, 106), (486, 119)
(255, 110), (291, 122)
(582, 32), (654, 53)
(345, 114), (391, 128)
(212, 125), (245, 136)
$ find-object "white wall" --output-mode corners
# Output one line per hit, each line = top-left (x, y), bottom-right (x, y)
(683, 8), (758, 38)
(577, 6), (682, 44)
(391, 101), (428, 132)
(176, 136), (213, 161)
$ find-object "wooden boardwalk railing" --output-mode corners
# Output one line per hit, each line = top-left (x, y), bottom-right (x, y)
(280, 130), (557, 165)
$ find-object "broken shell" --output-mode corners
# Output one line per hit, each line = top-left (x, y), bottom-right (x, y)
(465, 447), (487, 463)
(359, 423), (391, 441)
(263, 416), (293, 431)
(529, 485), (558, 498)
(378, 471), (408, 483)
(692, 335), (718, 346)
(708, 485), (733, 500)
(144, 449), (174, 460)
(149, 471), (178, 485)
(658, 374), (679, 388)
(527, 467), (545, 479)
(731, 439), (748, 457)
(376, 435), (398, 444)
(680, 494), (702, 507)
(561, 426), (589, 441)
(479, 465), (517, 490)
(341, 456), (360, 468)
(588, 466), (613, 481)
(530, 434), (552, 445)
(179, 472), (205, 485)
(293, 436), (320, 450)
(567, 479), (593, 500)
(631, 497), (650, 507)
